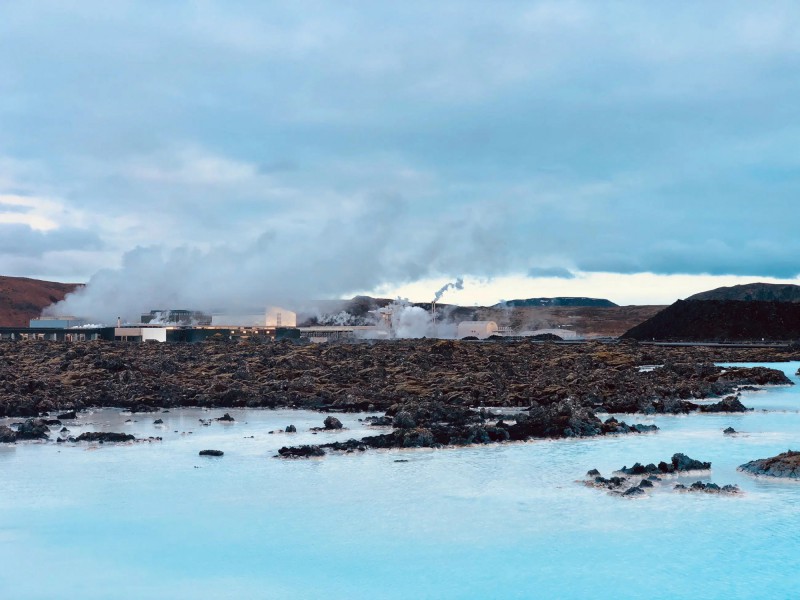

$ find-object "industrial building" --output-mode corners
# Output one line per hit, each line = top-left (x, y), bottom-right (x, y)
(210, 307), (297, 328)
(297, 325), (381, 343)
(457, 321), (499, 339)
(29, 316), (87, 329)
(1, 326), (114, 342)
(140, 310), (212, 326)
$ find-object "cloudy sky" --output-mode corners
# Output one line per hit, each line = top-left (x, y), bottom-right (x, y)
(2, 1), (799, 315)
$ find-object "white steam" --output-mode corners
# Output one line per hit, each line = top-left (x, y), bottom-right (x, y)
(433, 277), (464, 303)
(46, 200), (499, 325)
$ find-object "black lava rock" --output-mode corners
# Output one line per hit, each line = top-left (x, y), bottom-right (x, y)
(277, 445), (325, 458)
(199, 449), (224, 457)
(73, 432), (135, 443)
(16, 418), (50, 440)
(0, 425), (17, 443)
(323, 416), (343, 430)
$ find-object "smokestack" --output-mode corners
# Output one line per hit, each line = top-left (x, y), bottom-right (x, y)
(117, 316), (121, 327)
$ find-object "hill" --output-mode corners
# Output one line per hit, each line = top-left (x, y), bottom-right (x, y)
(687, 283), (800, 303)
(494, 297), (618, 308)
(0, 276), (80, 327)
(622, 300), (800, 341)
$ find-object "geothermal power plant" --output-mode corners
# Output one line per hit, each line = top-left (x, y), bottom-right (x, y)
(0, 300), (582, 344)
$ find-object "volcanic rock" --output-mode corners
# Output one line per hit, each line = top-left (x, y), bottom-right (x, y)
(701, 396), (749, 413)
(723, 427), (737, 434)
(321, 439), (367, 452)
(199, 449), (224, 456)
(619, 453), (710, 475)
(285, 424), (296, 433)
(216, 413), (235, 422)
(15, 418), (50, 440)
(73, 432), (135, 443)
(323, 416), (343, 430)
(675, 482), (740, 494)
(739, 450), (800, 478)
(56, 411), (77, 420)
(0, 425), (16, 443)
(153, 418), (164, 424)
(622, 486), (646, 497)
(277, 445), (325, 458)
(392, 411), (416, 429)
(671, 453), (712, 472)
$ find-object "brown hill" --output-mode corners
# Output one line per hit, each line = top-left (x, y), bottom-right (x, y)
(0, 276), (80, 327)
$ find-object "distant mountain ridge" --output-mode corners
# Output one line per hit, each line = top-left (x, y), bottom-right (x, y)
(0, 276), (80, 327)
(687, 283), (800, 303)
(495, 297), (618, 308)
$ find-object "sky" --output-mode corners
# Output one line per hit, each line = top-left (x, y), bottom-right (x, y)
(1, 1), (799, 318)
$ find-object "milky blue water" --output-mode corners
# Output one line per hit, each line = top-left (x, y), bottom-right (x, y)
(1, 362), (799, 599)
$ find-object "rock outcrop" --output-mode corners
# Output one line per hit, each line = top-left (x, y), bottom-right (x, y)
(15, 418), (50, 440)
(277, 445), (325, 458)
(0, 425), (16, 442)
(739, 451), (800, 479)
(674, 482), (740, 494)
(72, 432), (135, 443)
(618, 453), (711, 476)
(323, 416), (343, 430)
(701, 396), (748, 413)
(199, 449), (224, 456)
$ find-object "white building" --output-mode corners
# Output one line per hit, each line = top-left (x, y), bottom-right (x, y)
(114, 327), (168, 342)
(457, 321), (499, 339)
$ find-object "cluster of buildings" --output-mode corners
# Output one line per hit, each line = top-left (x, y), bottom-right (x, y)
(0, 306), (581, 344)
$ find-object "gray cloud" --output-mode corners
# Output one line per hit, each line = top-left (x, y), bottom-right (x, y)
(2, 1), (800, 313)
(0, 224), (103, 258)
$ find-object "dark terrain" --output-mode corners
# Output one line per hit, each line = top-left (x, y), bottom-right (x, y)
(623, 300), (800, 341)
(687, 283), (800, 303)
(624, 283), (800, 342)
(0, 339), (795, 451)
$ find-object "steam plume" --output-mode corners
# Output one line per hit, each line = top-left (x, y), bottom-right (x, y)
(432, 277), (464, 303)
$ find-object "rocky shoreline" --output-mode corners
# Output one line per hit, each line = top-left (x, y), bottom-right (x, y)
(0, 339), (795, 452)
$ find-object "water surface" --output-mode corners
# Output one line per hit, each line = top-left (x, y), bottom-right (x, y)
(1, 362), (799, 599)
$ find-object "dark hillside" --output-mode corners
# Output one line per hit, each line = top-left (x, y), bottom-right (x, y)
(687, 283), (800, 303)
(622, 300), (800, 341)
